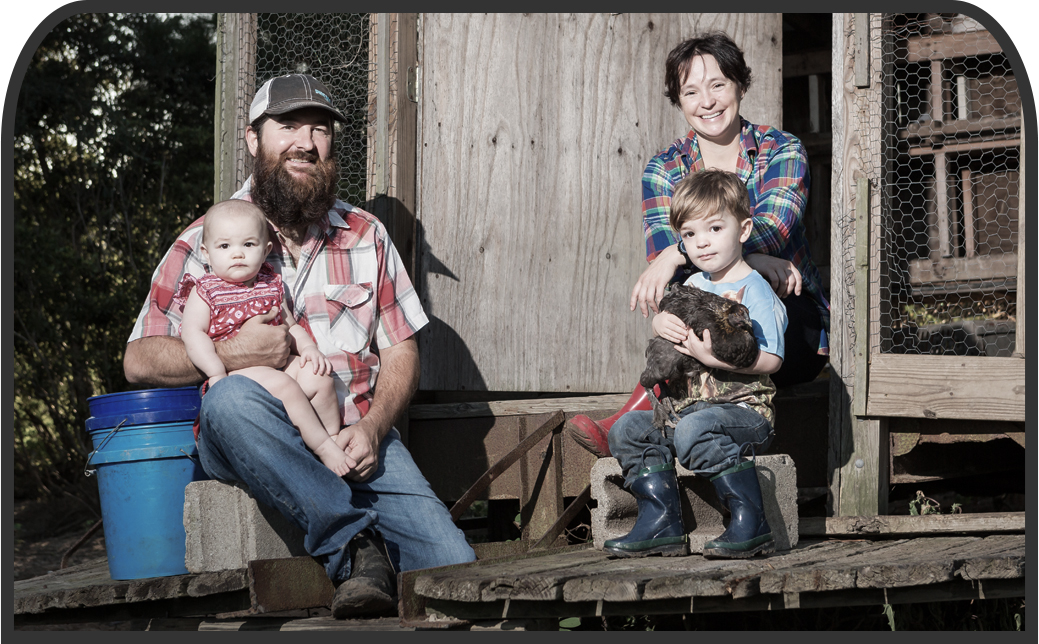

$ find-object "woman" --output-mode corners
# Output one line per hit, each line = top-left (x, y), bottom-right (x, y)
(568, 32), (830, 459)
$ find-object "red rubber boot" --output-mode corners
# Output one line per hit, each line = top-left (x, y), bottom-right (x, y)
(566, 384), (654, 458)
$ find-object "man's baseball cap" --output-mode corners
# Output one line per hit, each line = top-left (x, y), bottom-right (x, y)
(249, 73), (347, 125)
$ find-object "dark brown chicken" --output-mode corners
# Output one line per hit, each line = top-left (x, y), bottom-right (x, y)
(639, 284), (759, 428)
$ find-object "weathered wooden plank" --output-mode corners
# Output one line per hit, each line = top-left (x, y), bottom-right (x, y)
(828, 13), (854, 517)
(418, 13), (783, 392)
(413, 548), (607, 603)
(866, 354), (1026, 421)
(799, 511), (1026, 537)
(759, 538), (960, 593)
(409, 394), (631, 420)
(422, 578), (1026, 622)
(907, 29), (1003, 62)
(907, 253), (1018, 283)
(14, 557), (249, 615)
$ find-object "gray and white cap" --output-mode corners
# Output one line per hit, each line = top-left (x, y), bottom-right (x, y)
(249, 73), (347, 124)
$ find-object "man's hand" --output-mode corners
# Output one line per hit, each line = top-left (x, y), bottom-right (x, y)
(745, 253), (801, 298)
(630, 244), (685, 317)
(335, 422), (380, 482)
(217, 308), (292, 372)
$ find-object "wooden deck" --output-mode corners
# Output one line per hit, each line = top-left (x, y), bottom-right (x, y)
(15, 531), (1026, 630)
(401, 534), (1026, 627)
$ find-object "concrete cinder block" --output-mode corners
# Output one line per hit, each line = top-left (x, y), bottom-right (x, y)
(590, 454), (798, 553)
(183, 480), (308, 573)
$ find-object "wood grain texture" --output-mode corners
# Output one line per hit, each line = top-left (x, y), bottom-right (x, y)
(417, 13), (782, 391)
(410, 535), (1025, 605)
(866, 354), (1026, 421)
(799, 511), (1026, 537)
(828, 13), (853, 516)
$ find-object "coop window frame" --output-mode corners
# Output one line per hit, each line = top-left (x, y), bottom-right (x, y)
(856, 13), (1027, 423)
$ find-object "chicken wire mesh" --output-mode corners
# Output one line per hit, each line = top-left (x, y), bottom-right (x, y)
(216, 13), (384, 208)
(875, 13), (1021, 357)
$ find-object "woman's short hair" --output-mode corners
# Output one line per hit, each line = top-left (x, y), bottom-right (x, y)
(664, 31), (754, 106)
(669, 169), (752, 231)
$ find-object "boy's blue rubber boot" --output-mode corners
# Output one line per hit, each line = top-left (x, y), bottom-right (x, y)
(703, 460), (775, 559)
(603, 459), (690, 558)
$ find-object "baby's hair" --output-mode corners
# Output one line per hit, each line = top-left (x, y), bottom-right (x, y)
(669, 169), (752, 231)
(202, 200), (270, 245)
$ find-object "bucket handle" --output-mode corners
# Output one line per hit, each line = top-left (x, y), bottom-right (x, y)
(180, 448), (201, 465)
(83, 418), (128, 477)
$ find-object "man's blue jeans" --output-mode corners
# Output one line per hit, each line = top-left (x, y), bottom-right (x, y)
(196, 375), (475, 583)
(607, 402), (774, 488)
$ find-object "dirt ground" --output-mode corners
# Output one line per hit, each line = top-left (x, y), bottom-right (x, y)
(14, 497), (109, 582)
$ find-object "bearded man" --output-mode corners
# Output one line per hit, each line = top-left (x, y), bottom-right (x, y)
(124, 74), (475, 618)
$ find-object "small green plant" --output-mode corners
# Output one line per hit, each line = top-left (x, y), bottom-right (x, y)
(908, 490), (962, 516)
(558, 617), (581, 631)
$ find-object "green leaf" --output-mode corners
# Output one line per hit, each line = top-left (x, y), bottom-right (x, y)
(883, 603), (897, 631)
(558, 617), (581, 630)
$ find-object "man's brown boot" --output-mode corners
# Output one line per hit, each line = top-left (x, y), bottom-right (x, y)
(331, 529), (398, 619)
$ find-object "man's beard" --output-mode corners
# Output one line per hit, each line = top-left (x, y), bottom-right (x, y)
(252, 144), (339, 230)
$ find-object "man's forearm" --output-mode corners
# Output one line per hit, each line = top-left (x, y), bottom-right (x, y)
(361, 337), (420, 441)
(124, 336), (206, 387)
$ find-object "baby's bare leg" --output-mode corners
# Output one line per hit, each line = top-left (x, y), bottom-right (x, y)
(231, 366), (353, 477)
(284, 360), (341, 437)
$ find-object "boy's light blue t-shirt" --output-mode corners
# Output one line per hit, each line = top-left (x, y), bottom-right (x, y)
(685, 270), (788, 361)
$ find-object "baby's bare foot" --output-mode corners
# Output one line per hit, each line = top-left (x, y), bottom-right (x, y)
(314, 439), (352, 477)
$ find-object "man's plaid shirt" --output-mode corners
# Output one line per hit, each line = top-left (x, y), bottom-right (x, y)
(128, 177), (429, 426)
(642, 118), (830, 355)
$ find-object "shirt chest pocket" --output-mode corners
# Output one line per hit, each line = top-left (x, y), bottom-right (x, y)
(322, 283), (375, 354)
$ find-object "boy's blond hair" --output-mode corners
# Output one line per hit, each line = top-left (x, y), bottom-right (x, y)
(669, 168), (752, 231)
(202, 199), (270, 245)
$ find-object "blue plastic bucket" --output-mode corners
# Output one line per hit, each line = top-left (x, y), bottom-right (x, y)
(86, 387), (209, 580)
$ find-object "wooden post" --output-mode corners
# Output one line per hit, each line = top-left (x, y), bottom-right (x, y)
(366, 13), (419, 277)
(1014, 111), (1026, 358)
(830, 14), (886, 518)
(213, 13), (256, 202)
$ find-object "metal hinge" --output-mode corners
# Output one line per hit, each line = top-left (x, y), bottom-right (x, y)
(407, 65), (420, 103)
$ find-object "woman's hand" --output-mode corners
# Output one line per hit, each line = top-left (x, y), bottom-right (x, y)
(652, 312), (689, 344)
(630, 244), (686, 317)
(745, 252), (801, 298)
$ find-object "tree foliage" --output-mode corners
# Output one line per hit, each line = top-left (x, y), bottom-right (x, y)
(13, 13), (216, 501)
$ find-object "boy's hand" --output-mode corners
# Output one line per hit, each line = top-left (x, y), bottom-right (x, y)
(675, 329), (732, 370)
(652, 311), (689, 344)
(298, 345), (332, 376)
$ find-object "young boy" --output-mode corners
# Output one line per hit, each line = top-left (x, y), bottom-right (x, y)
(604, 168), (788, 559)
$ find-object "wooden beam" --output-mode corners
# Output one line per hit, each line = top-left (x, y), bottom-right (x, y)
(854, 13), (869, 87)
(867, 354), (1026, 421)
(799, 511), (1025, 537)
(410, 394), (631, 420)
(907, 30), (1003, 63)
(908, 253), (1017, 284)
(853, 177), (870, 418)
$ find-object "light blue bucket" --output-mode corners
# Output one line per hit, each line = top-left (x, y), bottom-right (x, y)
(85, 387), (209, 580)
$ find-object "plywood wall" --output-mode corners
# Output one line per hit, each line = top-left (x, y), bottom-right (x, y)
(417, 13), (783, 392)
